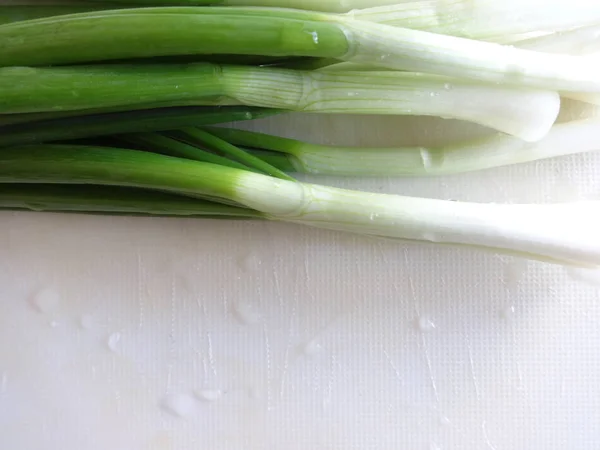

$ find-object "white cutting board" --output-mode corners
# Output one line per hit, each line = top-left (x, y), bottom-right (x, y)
(1, 112), (600, 450)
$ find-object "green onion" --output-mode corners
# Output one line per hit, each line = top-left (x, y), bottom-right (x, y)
(0, 183), (264, 218)
(351, 1), (600, 43)
(216, 0), (403, 12)
(1, 8), (599, 94)
(0, 5), (110, 25)
(172, 128), (296, 180)
(118, 132), (254, 171)
(0, 106), (279, 147)
(516, 25), (600, 55)
(1, 144), (599, 267)
(0, 10), (348, 65)
(0, 64), (560, 141)
(205, 119), (600, 176)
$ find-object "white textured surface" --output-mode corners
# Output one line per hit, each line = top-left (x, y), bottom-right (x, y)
(1, 113), (600, 450)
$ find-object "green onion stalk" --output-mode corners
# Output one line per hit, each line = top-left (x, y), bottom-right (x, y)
(0, 64), (560, 141)
(1, 7), (600, 95)
(35, 1), (600, 42)
(350, 0), (600, 43)
(0, 184), (264, 219)
(202, 119), (600, 176)
(1, 144), (599, 267)
(0, 105), (280, 147)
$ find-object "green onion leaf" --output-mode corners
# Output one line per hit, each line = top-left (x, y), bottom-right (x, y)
(0, 106), (279, 147)
(0, 64), (559, 141)
(0, 183), (264, 218)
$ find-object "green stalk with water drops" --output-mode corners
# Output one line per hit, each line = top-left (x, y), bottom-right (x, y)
(2, 7), (600, 95)
(6, 2), (600, 44)
(0, 64), (560, 141)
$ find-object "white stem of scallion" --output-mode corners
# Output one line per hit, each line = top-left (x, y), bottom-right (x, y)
(4, 145), (599, 267)
(223, 68), (560, 141)
(335, 18), (600, 93)
(232, 171), (600, 267)
(516, 25), (600, 55)
(220, 0), (404, 13)
(350, 0), (600, 43)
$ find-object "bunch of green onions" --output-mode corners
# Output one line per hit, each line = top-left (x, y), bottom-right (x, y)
(1, 0), (600, 267)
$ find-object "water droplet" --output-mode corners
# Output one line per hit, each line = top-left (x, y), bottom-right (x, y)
(439, 416), (451, 426)
(419, 147), (433, 170)
(444, 83), (452, 90)
(80, 314), (94, 330)
(504, 259), (529, 287)
(160, 393), (196, 418)
(310, 31), (319, 44)
(1, 372), (7, 394)
(501, 305), (516, 319)
(429, 92), (439, 97)
(421, 231), (438, 242)
(30, 288), (60, 314)
(301, 339), (323, 357)
(430, 443), (442, 450)
(238, 253), (261, 273)
(107, 332), (121, 352)
(417, 316), (436, 332)
(247, 387), (261, 400)
(49, 321), (59, 328)
(567, 267), (600, 287)
(233, 302), (261, 325)
(195, 389), (223, 402)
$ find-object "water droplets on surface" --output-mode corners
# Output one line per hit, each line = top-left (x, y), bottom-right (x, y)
(419, 147), (433, 170)
(233, 302), (261, 325)
(567, 267), (600, 287)
(107, 332), (121, 352)
(195, 389), (223, 402)
(439, 416), (451, 426)
(80, 314), (94, 330)
(417, 316), (436, 332)
(49, 321), (59, 328)
(238, 253), (261, 273)
(1, 372), (7, 394)
(501, 305), (516, 319)
(421, 231), (438, 243)
(160, 393), (196, 418)
(504, 259), (529, 287)
(301, 339), (323, 357)
(311, 31), (319, 44)
(30, 288), (60, 314)
(444, 83), (452, 90)
(247, 386), (261, 400)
